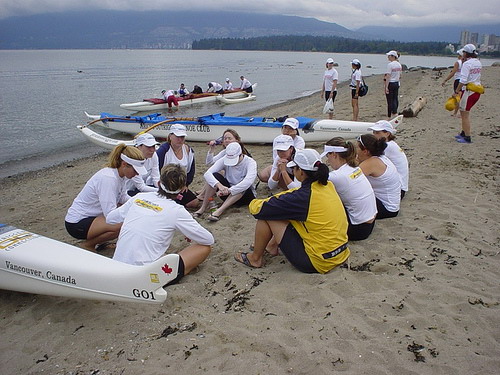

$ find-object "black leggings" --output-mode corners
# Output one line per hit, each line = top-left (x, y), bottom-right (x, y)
(386, 82), (399, 117)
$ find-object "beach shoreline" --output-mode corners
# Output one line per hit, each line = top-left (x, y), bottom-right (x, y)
(1, 67), (499, 375)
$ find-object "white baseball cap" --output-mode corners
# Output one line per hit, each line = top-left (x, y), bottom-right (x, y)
(273, 135), (294, 151)
(351, 59), (361, 65)
(226, 78), (230, 81)
(368, 120), (396, 134)
(386, 50), (398, 57)
(224, 142), (242, 166)
(326, 58), (334, 64)
(457, 49), (464, 56)
(135, 133), (159, 147)
(169, 124), (187, 137)
(120, 153), (147, 175)
(282, 117), (299, 130)
(462, 44), (476, 54)
(287, 149), (321, 171)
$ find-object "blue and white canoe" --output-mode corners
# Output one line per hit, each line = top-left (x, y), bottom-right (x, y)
(82, 112), (403, 146)
(0, 224), (179, 303)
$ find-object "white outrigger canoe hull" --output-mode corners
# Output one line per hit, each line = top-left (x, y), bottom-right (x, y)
(0, 225), (179, 303)
(84, 112), (403, 145)
(120, 85), (257, 112)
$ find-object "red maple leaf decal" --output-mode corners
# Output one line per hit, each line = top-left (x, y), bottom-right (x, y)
(162, 264), (173, 274)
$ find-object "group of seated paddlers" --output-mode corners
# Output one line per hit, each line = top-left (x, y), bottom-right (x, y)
(160, 76), (254, 108)
(65, 118), (408, 282)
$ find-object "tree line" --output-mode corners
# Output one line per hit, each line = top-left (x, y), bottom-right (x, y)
(192, 35), (451, 55)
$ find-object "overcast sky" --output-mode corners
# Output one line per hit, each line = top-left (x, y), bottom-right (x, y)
(1, 0), (498, 29)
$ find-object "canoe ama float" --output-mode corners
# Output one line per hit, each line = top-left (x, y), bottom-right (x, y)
(0, 224), (179, 303)
(82, 112), (403, 146)
(120, 84), (257, 112)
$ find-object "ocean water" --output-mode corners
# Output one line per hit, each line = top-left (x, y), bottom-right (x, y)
(0, 49), (473, 178)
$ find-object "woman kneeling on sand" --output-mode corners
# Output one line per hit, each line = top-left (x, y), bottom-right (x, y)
(106, 164), (214, 285)
(235, 149), (350, 273)
(65, 144), (146, 251)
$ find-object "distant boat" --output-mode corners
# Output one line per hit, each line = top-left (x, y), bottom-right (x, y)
(120, 84), (257, 111)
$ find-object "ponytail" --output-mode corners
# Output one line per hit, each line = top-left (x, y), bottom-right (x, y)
(304, 162), (329, 185)
(107, 143), (144, 168)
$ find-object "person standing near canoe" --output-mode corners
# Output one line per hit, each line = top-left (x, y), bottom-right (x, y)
(65, 144), (146, 251)
(240, 76), (253, 93)
(156, 124), (199, 208)
(207, 82), (224, 94)
(125, 133), (161, 197)
(453, 43), (482, 144)
(384, 50), (402, 119)
(107, 164), (214, 285)
(161, 89), (179, 109)
(350, 59), (363, 121)
(321, 58), (338, 120)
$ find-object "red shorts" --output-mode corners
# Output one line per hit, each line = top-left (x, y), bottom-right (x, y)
(459, 90), (480, 112)
(167, 95), (178, 107)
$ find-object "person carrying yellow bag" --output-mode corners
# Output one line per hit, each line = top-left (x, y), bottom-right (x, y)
(453, 44), (482, 144)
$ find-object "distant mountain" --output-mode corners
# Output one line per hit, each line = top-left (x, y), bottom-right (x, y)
(0, 10), (367, 49)
(356, 24), (500, 43)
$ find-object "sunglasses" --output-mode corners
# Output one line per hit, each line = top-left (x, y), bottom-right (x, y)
(357, 135), (365, 149)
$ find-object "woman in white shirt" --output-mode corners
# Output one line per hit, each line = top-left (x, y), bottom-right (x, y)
(350, 59), (363, 121)
(65, 144), (146, 251)
(453, 43), (482, 144)
(441, 49), (464, 117)
(156, 124), (199, 208)
(268, 135), (300, 191)
(322, 137), (377, 240)
(257, 117), (305, 183)
(368, 120), (409, 198)
(384, 50), (402, 118)
(125, 133), (160, 196)
(194, 142), (257, 222)
(321, 58), (338, 120)
(357, 134), (401, 219)
(107, 164), (214, 285)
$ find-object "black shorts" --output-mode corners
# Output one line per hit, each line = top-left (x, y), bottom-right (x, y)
(346, 214), (375, 241)
(279, 224), (317, 273)
(375, 198), (399, 219)
(175, 188), (198, 206)
(65, 217), (96, 240)
(453, 79), (460, 92)
(324, 91), (337, 102)
(351, 88), (358, 98)
(213, 172), (255, 207)
(164, 256), (185, 286)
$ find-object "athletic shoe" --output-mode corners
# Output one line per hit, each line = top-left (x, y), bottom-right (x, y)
(454, 134), (464, 139)
(456, 137), (472, 144)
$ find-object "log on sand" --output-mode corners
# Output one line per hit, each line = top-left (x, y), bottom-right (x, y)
(401, 97), (427, 117)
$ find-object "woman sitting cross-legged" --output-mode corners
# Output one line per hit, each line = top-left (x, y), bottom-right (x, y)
(321, 137), (377, 241)
(194, 142), (257, 222)
(234, 149), (350, 273)
(107, 164), (214, 285)
(356, 134), (401, 219)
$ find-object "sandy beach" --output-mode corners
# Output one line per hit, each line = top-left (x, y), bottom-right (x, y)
(1, 66), (499, 374)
